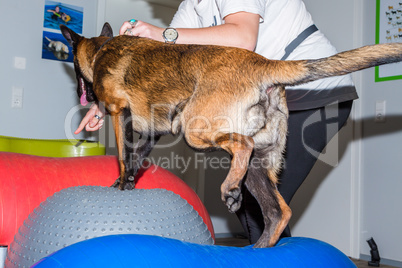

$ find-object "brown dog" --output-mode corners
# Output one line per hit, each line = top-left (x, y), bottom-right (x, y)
(61, 22), (402, 248)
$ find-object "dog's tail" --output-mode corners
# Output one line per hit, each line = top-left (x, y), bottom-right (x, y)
(267, 43), (402, 86)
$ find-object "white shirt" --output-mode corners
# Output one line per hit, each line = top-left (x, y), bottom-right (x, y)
(170, 0), (358, 110)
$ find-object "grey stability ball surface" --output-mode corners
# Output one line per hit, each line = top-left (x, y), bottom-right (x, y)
(6, 186), (213, 267)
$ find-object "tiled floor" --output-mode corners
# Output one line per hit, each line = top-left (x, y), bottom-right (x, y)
(214, 236), (397, 268)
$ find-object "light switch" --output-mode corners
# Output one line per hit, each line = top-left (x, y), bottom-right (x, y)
(375, 100), (386, 123)
(14, 57), (26, 70)
(11, 87), (23, 108)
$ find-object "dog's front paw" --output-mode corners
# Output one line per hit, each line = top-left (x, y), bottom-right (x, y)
(110, 176), (135, 190)
(121, 181), (135, 190)
(121, 175), (135, 190)
(223, 187), (242, 213)
(111, 178), (120, 188)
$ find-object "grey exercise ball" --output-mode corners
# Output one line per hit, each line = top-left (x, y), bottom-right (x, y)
(6, 186), (213, 267)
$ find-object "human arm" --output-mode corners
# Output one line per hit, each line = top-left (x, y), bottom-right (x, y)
(119, 11), (260, 51)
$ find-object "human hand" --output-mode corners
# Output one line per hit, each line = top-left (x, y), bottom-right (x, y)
(74, 103), (105, 134)
(119, 19), (164, 42)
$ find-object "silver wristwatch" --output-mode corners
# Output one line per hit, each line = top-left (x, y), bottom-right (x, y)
(162, 28), (178, 44)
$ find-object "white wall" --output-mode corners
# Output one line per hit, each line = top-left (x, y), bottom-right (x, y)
(359, 1), (402, 263)
(102, 0), (180, 35)
(0, 0), (100, 140)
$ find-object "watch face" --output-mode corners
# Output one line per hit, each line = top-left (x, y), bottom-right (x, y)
(164, 28), (178, 42)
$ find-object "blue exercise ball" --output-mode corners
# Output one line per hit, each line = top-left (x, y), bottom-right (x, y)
(32, 234), (356, 268)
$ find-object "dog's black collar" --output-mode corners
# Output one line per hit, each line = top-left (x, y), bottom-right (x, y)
(93, 37), (114, 64)
(98, 37), (114, 52)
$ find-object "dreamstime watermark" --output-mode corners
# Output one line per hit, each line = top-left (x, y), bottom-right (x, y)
(63, 101), (342, 169)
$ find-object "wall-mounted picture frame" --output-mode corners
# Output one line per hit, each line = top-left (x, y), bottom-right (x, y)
(42, 31), (74, 62)
(44, 1), (84, 33)
(42, 1), (84, 62)
(376, 0), (402, 82)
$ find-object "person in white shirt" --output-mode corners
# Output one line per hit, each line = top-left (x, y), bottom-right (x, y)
(76, 0), (357, 244)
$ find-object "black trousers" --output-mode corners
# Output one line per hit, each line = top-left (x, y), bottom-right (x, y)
(236, 100), (353, 243)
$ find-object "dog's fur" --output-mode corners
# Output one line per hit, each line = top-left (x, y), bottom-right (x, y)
(61, 23), (402, 248)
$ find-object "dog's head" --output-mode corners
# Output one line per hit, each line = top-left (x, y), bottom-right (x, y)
(60, 23), (113, 106)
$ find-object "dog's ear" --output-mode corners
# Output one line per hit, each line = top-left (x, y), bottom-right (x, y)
(100, 22), (113, 38)
(60, 25), (82, 49)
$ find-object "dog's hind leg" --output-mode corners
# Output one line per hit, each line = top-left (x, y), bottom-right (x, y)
(215, 133), (255, 213)
(240, 85), (290, 247)
(244, 153), (291, 248)
(186, 132), (254, 213)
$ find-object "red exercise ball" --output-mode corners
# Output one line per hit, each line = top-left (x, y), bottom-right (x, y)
(0, 152), (214, 246)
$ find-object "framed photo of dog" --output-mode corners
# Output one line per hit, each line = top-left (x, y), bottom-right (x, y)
(376, 0), (402, 81)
